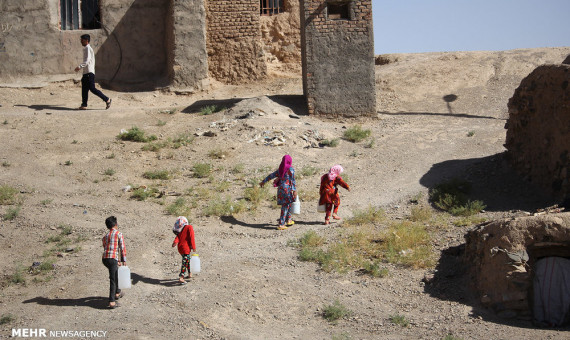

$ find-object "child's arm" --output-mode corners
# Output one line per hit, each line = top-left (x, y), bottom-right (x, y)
(259, 171), (278, 187)
(189, 225), (196, 251)
(337, 177), (350, 191)
(172, 235), (179, 247)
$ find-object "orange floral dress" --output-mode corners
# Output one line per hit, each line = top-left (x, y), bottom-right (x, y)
(319, 174), (349, 206)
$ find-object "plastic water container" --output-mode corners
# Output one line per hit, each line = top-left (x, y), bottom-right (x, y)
(190, 254), (201, 274)
(291, 195), (301, 215)
(118, 266), (131, 289)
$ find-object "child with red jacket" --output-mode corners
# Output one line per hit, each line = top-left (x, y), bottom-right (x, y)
(171, 216), (196, 285)
(319, 165), (350, 224)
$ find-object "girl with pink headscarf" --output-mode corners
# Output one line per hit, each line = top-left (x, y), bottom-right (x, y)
(259, 155), (297, 230)
(319, 165), (350, 224)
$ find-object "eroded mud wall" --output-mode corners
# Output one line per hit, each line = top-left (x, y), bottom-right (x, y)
(205, 0), (267, 84)
(505, 64), (570, 199)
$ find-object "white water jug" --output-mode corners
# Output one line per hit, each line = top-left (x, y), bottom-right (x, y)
(190, 254), (201, 274)
(118, 265), (131, 289)
(291, 195), (301, 215)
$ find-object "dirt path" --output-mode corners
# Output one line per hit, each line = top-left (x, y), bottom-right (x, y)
(1, 47), (570, 339)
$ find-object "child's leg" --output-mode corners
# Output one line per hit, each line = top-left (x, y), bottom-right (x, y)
(325, 203), (333, 223)
(332, 204), (341, 219)
(179, 254), (190, 280)
(102, 258), (118, 305)
(279, 204), (290, 226)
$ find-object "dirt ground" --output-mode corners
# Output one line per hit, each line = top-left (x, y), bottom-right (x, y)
(1, 47), (570, 339)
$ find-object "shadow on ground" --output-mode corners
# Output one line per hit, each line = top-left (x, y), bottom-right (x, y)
(131, 272), (181, 287)
(419, 152), (555, 212)
(14, 104), (73, 111)
(23, 296), (108, 310)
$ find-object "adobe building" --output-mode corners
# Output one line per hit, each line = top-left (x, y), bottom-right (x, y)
(0, 0), (375, 116)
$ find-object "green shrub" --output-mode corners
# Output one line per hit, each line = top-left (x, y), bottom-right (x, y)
(383, 221), (435, 269)
(323, 300), (351, 323)
(193, 163), (212, 178)
(362, 261), (389, 278)
(104, 168), (115, 176)
(170, 133), (194, 148)
(208, 148), (229, 159)
(429, 178), (486, 216)
(0, 313), (15, 325)
(319, 138), (340, 147)
(409, 205), (432, 222)
(117, 126), (157, 143)
(199, 105), (224, 115)
(10, 268), (25, 284)
(143, 170), (170, 180)
(0, 185), (18, 205)
(166, 197), (192, 216)
(389, 313), (409, 327)
(344, 205), (385, 227)
(343, 125), (371, 143)
(203, 196), (246, 216)
(299, 165), (320, 178)
(3, 205), (20, 220)
(131, 186), (159, 201)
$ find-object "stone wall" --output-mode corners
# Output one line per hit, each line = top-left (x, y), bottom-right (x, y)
(205, 0), (267, 84)
(300, 0), (376, 117)
(464, 213), (570, 319)
(505, 64), (570, 200)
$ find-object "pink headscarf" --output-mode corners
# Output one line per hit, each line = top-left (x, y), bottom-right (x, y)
(278, 155), (292, 178)
(328, 164), (343, 181)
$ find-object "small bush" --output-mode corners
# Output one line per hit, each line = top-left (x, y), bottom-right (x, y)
(199, 105), (224, 115)
(117, 126), (157, 143)
(343, 125), (371, 143)
(166, 197), (192, 216)
(10, 268), (25, 284)
(170, 133), (194, 148)
(2, 161), (11, 167)
(143, 170), (170, 180)
(193, 163), (212, 178)
(104, 168), (115, 176)
(208, 148), (229, 159)
(409, 205), (432, 222)
(231, 163), (245, 174)
(323, 300), (351, 323)
(131, 186), (159, 201)
(244, 183), (269, 208)
(298, 230), (325, 248)
(389, 313), (409, 327)
(157, 120), (167, 126)
(106, 153), (116, 159)
(64, 160), (73, 166)
(0, 185), (18, 205)
(0, 313), (15, 325)
(382, 221), (435, 269)
(429, 178), (486, 216)
(362, 261), (389, 278)
(467, 131), (475, 137)
(41, 199), (53, 206)
(203, 196), (246, 216)
(319, 138), (340, 147)
(344, 205), (385, 227)
(299, 165), (319, 178)
(3, 205), (20, 220)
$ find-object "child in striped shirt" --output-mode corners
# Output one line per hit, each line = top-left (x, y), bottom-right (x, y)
(102, 216), (127, 309)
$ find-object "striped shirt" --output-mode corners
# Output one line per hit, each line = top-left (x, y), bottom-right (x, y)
(102, 229), (126, 262)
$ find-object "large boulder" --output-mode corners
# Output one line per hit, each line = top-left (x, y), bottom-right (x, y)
(505, 64), (570, 200)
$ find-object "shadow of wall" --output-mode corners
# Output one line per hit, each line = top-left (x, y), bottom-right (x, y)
(96, 0), (172, 91)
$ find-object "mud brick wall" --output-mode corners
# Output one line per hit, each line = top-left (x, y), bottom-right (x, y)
(505, 64), (570, 200)
(300, 0), (376, 117)
(206, 0), (267, 84)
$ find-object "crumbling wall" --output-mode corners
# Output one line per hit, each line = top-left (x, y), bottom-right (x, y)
(464, 213), (570, 319)
(300, 0), (376, 117)
(259, 0), (302, 75)
(505, 64), (570, 199)
(205, 0), (267, 84)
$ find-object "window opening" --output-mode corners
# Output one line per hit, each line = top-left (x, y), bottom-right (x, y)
(327, 1), (350, 20)
(260, 0), (284, 16)
(60, 0), (101, 30)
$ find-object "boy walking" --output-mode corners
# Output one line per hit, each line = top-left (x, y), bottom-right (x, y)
(102, 216), (126, 309)
(75, 34), (112, 110)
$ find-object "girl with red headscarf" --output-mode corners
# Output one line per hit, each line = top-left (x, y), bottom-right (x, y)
(319, 165), (350, 224)
(260, 155), (297, 230)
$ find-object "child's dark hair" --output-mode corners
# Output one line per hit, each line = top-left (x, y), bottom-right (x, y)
(105, 216), (117, 229)
(80, 34), (90, 42)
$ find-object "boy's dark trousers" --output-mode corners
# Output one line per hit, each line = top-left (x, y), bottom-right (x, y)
(81, 73), (109, 107)
(102, 258), (121, 302)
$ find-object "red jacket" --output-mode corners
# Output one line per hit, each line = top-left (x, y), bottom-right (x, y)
(319, 174), (349, 206)
(173, 225), (196, 255)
